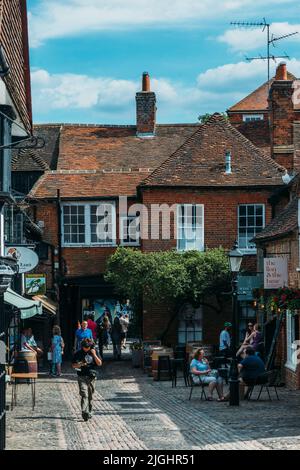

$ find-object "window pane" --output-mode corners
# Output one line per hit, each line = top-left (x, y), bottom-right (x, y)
(239, 206), (246, 216)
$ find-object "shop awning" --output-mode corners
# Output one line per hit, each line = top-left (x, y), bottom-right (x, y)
(32, 295), (57, 316)
(4, 288), (43, 319)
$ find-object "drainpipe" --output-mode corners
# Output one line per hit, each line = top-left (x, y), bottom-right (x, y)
(56, 189), (63, 325)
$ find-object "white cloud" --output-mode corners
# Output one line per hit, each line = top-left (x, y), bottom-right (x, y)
(29, 0), (296, 47)
(197, 58), (300, 90)
(219, 22), (300, 52)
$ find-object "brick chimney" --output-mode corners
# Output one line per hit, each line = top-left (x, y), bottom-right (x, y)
(136, 72), (156, 137)
(269, 62), (295, 170)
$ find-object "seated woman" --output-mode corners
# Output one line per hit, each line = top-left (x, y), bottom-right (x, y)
(236, 322), (254, 358)
(190, 348), (225, 401)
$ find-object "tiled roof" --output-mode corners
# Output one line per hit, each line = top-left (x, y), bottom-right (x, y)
(141, 114), (285, 188)
(0, 0), (32, 133)
(228, 72), (297, 113)
(28, 170), (149, 199)
(12, 148), (49, 172)
(254, 197), (298, 242)
(12, 125), (61, 172)
(58, 124), (199, 171)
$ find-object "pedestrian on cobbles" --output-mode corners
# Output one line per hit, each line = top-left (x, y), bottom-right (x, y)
(219, 322), (232, 357)
(120, 313), (130, 349)
(111, 316), (122, 360)
(50, 325), (64, 377)
(72, 338), (102, 422)
(74, 320), (93, 352)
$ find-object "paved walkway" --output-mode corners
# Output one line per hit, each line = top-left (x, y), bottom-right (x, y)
(6, 348), (300, 450)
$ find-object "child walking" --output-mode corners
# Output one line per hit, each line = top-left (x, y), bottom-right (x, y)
(51, 325), (64, 376)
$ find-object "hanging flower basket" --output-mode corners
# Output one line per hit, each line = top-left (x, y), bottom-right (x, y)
(267, 287), (300, 314)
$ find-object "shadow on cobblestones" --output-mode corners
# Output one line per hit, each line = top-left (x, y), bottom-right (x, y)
(6, 354), (300, 450)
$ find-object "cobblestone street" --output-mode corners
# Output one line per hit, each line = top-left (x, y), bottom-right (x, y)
(6, 349), (300, 451)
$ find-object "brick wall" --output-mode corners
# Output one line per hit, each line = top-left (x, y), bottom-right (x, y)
(136, 92), (156, 135)
(263, 234), (300, 389)
(228, 113), (270, 149)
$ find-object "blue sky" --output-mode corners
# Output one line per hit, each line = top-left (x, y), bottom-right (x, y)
(28, 0), (300, 124)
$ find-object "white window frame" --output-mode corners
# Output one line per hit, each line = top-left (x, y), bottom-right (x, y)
(238, 204), (265, 254)
(242, 114), (264, 122)
(285, 311), (298, 372)
(176, 204), (204, 252)
(120, 215), (140, 247)
(61, 201), (116, 247)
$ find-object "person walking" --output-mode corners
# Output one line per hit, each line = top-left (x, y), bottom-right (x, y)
(74, 320), (93, 352)
(219, 322), (232, 357)
(87, 313), (98, 342)
(72, 339), (102, 422)
(119, 313), (130, 349)
(50, 325), (64, 377)
(111, 316), (122, 360)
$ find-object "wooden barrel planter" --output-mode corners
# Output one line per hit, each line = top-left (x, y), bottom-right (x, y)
(12, 351), (38, 376)
(143, 345), (164, 376)
(152, 349), (174, 381)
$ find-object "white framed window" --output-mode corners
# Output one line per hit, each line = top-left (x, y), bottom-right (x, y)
(177, 204), (204, 252)
(243, 114), (264, 122)
(286, 311), (299, 371)
(62, 202), (116, 247)
(120, 215), (140, 246)
(238, 204), (265, 252)
(178, 303), (203, 345)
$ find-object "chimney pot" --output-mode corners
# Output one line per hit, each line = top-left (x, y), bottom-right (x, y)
(142, 72), (151, 92)
(275, 62), (287, 81)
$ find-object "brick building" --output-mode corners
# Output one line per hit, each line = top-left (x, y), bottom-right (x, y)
(18, 67), (295, 353)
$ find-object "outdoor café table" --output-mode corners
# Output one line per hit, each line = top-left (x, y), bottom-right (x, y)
(10, 373), (37, 411)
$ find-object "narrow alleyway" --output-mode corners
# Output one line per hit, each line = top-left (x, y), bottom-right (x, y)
(6, 347), (300, 450)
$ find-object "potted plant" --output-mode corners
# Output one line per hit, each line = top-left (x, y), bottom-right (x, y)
(130, 341), (143, 368)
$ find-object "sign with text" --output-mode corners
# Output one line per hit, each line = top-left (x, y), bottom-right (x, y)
(5, 246), (39, 273)
(264, 257), (288, 289)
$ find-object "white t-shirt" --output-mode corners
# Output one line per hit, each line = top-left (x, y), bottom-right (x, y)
(219, 330), (231, 350)
(120, 316), (129, 333)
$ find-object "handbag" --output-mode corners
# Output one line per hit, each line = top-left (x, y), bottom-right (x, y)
(47, 352), (52, 361)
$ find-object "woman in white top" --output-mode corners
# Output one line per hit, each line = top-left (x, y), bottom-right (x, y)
(119, 314), (129, 349)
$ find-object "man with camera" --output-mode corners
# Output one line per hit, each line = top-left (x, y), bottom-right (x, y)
(72, 338), (102, 421)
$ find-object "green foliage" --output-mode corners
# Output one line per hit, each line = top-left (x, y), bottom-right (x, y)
(105, 247), (231, 306)
(198, 112), (228, 124)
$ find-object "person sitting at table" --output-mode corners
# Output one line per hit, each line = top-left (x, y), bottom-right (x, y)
(27, 328), (43, 357)
(223, 346), (266, 401)
(236, 321), (254, 358)
(190, 348), (225, 401)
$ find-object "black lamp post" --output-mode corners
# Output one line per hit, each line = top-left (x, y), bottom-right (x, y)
(228, 241), (243, 406)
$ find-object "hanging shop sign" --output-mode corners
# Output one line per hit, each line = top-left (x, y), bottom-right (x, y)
(264, 257), (288, 290)
(5, 246), (39, 274)
(25, 274), (46, 296)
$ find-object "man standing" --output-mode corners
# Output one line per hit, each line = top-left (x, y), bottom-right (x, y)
(219, 322), (232, 356)
(72, 339), (102, 421)
(74, 320), (93, 351)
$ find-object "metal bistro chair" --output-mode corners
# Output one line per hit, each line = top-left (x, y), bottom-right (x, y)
(188, 373), (208, 401)
(157, 355), (173, 381)
(247, 370), (280, 401)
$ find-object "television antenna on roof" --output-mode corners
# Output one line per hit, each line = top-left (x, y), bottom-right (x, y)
(230, 19), (298, 89)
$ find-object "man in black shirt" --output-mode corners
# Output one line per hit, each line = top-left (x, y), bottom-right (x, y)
(72, 339), (102, 421)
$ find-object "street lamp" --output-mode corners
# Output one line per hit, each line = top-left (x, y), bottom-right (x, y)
(228, 241), (243, 406)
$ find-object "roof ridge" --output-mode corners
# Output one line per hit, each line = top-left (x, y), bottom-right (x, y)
(141, 112), (285, 187)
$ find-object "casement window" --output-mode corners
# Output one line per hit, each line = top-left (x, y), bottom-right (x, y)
(4, 205), (25, 245)
(178, 304), (203, 345)
(62, 202), (116, 246)
(238, 204), (265, 252)
(177, 204), (204, 252)
(242, 114), (264, 122)
(286, 311), (300, 371)
(120, 215), (140, 246)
